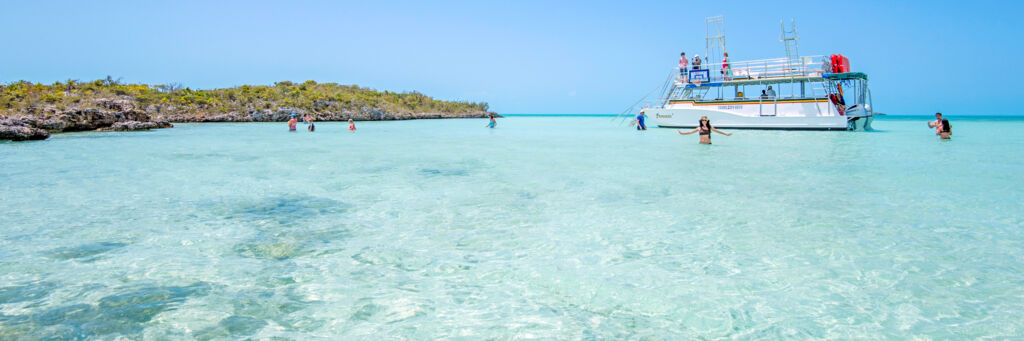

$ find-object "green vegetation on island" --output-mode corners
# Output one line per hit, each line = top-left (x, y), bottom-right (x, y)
(0, 78), (490, 117)
(0, 78), (495, 141)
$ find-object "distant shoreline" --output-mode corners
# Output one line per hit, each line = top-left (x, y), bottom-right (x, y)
(0, 110), (496, 141)
(503, 114), (1024, 119)
(0, 79), (496, 141)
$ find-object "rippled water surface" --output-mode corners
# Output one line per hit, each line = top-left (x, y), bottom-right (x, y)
(2, 116), (1023, 339)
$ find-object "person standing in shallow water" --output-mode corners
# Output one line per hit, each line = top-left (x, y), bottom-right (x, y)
(678, 116), (732, 144)
(307, 115), (315, 132)
(348, 119), (356, 131)
(287, 114), (297, 131)
(635, 110), (647, 130)
(486, 115), (496, 128)
(928, 112), (952, 139)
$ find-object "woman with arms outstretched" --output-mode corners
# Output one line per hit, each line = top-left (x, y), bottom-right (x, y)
(678, 116), (732, 144)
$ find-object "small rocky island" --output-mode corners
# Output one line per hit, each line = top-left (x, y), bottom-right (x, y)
(0, 79), (496, 141)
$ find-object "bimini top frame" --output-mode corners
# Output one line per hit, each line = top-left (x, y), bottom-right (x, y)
(683, 72), (867, 88)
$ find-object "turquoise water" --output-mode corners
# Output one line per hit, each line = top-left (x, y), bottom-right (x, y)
(1, 116), (1022, 339)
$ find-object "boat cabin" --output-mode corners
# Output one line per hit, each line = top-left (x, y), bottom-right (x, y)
(666, 55), (872, 117)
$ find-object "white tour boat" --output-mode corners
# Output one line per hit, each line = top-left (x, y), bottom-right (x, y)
(643, 18), (874, 130)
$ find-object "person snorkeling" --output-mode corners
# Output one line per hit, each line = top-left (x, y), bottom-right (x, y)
(678, 116), (732, 144)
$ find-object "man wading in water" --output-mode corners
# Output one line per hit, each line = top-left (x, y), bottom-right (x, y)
(634, 110), (647, 130)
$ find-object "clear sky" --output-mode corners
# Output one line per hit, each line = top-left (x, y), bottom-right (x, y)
(2, 0), (1021, 115)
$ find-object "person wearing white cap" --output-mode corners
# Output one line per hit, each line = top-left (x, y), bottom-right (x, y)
(692, 54), (702, 70)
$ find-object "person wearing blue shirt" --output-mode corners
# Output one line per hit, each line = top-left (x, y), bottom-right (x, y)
(635, 111), (647, 130)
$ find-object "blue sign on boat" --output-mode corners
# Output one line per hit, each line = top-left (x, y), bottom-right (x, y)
(689, 69), (710, 82)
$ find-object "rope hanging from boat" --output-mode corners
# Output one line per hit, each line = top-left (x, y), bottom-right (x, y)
(613, 70), (675, 124)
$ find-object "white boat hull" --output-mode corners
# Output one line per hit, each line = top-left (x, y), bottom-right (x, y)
(648, 99), (871, 130)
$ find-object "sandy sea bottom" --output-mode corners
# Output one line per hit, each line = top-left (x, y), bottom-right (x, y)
(1, 116), (1022, 339)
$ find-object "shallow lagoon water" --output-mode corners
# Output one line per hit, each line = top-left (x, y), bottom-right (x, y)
(1, 116), (1023, 339)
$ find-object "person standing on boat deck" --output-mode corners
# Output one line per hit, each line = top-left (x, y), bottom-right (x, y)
(679, 52), (688, 82)
(928, 112), (952, 139)
(722, 52), (732, 81)
(678, 116), (732, 144)
(760, 90), (768, 99)
(766, 86), (776, 98)
(692, 54), (702, 70)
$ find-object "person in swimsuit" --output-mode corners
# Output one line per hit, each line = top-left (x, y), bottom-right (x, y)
(348, 119), (356, 131)
(486, 115), (496, 128)
(287, 114), (297, 131)
(721, 52), (731, 81)
(678, 116), (732, 144)
(927, 112), (951, 139)
(307, 115), (315, 132)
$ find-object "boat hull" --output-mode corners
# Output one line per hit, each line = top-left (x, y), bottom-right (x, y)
(649, 108), (870, 131)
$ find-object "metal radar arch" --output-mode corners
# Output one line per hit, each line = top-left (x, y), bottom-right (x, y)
(780, 19), (801, 77)
(705, 16), (727, 74)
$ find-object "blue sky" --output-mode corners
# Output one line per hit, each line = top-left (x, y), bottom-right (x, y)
(2, 0), (1021, 115)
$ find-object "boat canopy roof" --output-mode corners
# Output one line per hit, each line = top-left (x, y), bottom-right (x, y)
(685, 76), (825, 88)
(683, 72), (867, 88)
(679, 55), (868, 89)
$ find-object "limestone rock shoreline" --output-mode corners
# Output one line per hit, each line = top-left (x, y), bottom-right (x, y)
(155, 107), (496, 123)
(1, 101), (497, 141)
(0, 107), (172, 142)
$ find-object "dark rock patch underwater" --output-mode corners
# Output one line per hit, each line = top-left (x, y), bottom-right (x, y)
(46, 242), (128, 261)
(0, 282), (211, 339)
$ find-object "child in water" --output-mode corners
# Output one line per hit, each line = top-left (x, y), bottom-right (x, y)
(348, 119), (356, 131)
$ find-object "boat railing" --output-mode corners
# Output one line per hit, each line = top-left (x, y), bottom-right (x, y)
(679, 55), (828, 84)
